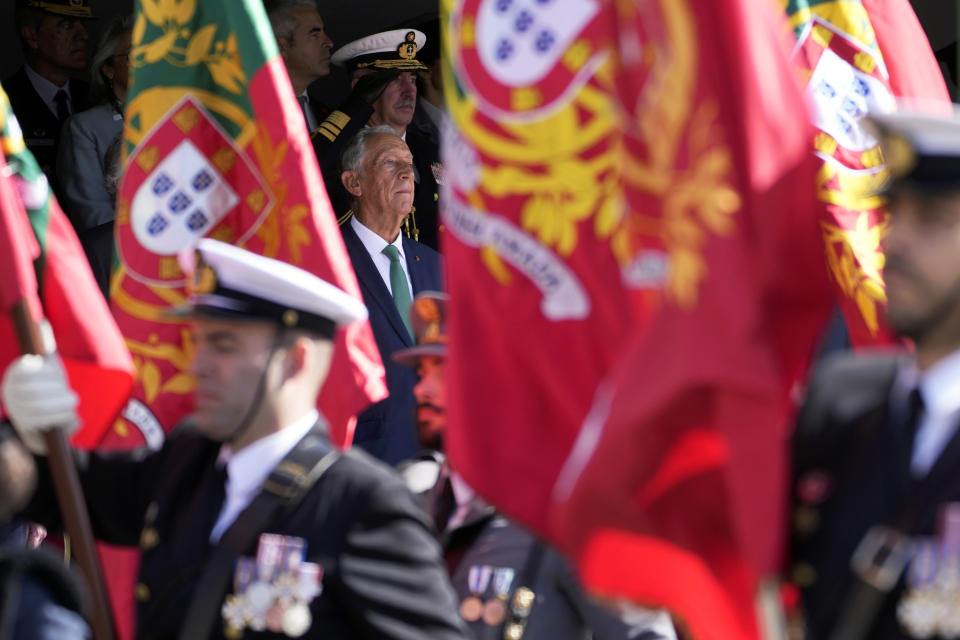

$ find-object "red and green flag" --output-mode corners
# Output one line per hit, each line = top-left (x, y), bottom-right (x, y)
(442, 0), (834, 636)
(1, 88), (138, 640)
(108, 0), (387, 451)
(787, 0), (950, 346)
(0, 86), (133, 448)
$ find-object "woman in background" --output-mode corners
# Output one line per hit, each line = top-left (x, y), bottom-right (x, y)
(57, 16), (131, 298)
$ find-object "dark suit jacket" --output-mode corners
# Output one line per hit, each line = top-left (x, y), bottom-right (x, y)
(791, 352), (960, 640)
(23, 424), (468, 640)
(341, 220), (443, 464)
(312, 96), (442, 250)
(2, 67), (88, 197)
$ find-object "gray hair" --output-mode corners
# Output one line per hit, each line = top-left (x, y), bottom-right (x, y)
(340, 125), (398, 175)
(264, 0), (318, 44)
(89, 15), (133, 106)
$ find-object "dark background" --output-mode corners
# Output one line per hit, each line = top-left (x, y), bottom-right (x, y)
(0, 0), (440, 106)
(0, 0), (957, 102)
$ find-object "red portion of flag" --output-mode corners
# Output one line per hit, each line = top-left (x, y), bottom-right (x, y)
(0, 152), (42, 319)
(444, 0), (832, 634)
(0, 154), (133, 448)
(863, 0), (950, 103)
(248, 64), (387, 441)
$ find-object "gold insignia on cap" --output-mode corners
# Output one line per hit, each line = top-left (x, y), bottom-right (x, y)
(282, 310), (299, 327)
(882, 132), (917, 180)
(398, 31), (418, 60)
(135, 583), (151, 602)
(187, 251), (217, 296)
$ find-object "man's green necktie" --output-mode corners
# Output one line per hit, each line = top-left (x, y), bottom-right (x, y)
(381, 244), (413, 339)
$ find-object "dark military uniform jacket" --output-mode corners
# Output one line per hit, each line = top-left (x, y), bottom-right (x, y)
(311, 95), (442, 250)
(421, 463), (673, 640)
(24, 423), (468, 640)
(791, 353), (960, 640)
(2, 67), (89, 197)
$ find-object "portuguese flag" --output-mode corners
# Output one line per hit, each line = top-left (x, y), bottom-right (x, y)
(109, 0), (387, 451)
(442, 0), (832, 636)
(787, 0), (950, 346)
(0, 86), (133, 448)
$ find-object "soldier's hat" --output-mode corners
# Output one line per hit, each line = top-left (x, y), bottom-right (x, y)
(331, 28), (428, 73)
(173, 239), (368, 340)
(393, 292), (447, 365)
(18, 0), (94, 19)
(869, 104), (960, 193)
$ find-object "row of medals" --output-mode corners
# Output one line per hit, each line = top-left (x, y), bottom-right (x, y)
(897, 542), (960, 638)
(222, 534), (322, 638)
(460, 565), (534, 630)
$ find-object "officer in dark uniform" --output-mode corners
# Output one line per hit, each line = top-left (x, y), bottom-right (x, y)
(2, 240), (468, 639)
(394, 293), (677, 640)
(3, 0), (92, 197)
(791, 106), (960, 640)
(311, 29), (443, 250)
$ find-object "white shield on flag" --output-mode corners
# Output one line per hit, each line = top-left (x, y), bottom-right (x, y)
(131, 140), (240, 255)
(476, 0), (600, 87)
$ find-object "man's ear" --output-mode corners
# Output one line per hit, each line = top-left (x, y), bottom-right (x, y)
(276, 37), (290, 61)
(20, 25), (39, 51)
(341, 170), (362, 197)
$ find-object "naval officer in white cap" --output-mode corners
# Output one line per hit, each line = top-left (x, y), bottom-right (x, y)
(311, 28), (443, 251)
(792, 104), (960, 640)
(2, 240), (469, 639)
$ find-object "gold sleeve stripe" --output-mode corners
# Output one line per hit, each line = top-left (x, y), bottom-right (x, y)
(315, 126), (336, 142)
(326, 111), (351, 129)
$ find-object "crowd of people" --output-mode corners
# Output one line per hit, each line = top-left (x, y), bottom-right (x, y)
(2, 0), (960, 639)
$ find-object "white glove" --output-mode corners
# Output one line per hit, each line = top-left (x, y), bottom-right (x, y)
(1, 354), (79, 454)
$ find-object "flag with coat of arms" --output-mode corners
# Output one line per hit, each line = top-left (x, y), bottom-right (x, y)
(787, 0), (950, 346)
(108, 0), (387, 452)
(104, 1), (388, 636)
(441, 0), (835, 637)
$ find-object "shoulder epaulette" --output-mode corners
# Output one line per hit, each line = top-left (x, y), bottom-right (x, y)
(312, 110), (351, 142)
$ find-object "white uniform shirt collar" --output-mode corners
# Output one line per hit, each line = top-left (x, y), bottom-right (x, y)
(918, 348), (960, 417)
(24, 64), (71, 120)
(350, 215), (412, 297)
(210, 410), (319, 542)
(897, 348), (960, 476)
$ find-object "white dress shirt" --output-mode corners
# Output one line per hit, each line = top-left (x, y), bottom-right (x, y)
(895, 348), (960, 476)
(209, 410), (319, 542)
(350, 215), (413, 297)
(24, 64), (72, 120)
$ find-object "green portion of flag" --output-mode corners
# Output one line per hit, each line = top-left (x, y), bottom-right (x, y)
(785, 0), (860, 16)
(1, 90), (53, 281)
(127, 0), (278, 143)
(786, 0), (880, 54)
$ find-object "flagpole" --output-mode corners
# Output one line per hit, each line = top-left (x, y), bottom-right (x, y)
(10, 299), (116, 640)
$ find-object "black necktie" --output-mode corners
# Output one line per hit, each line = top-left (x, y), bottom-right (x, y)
(54, 89), (70, 123)
(433, 474), (456, 533)
(903, 387), (925, 479)
(198, 462), (228, 544)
